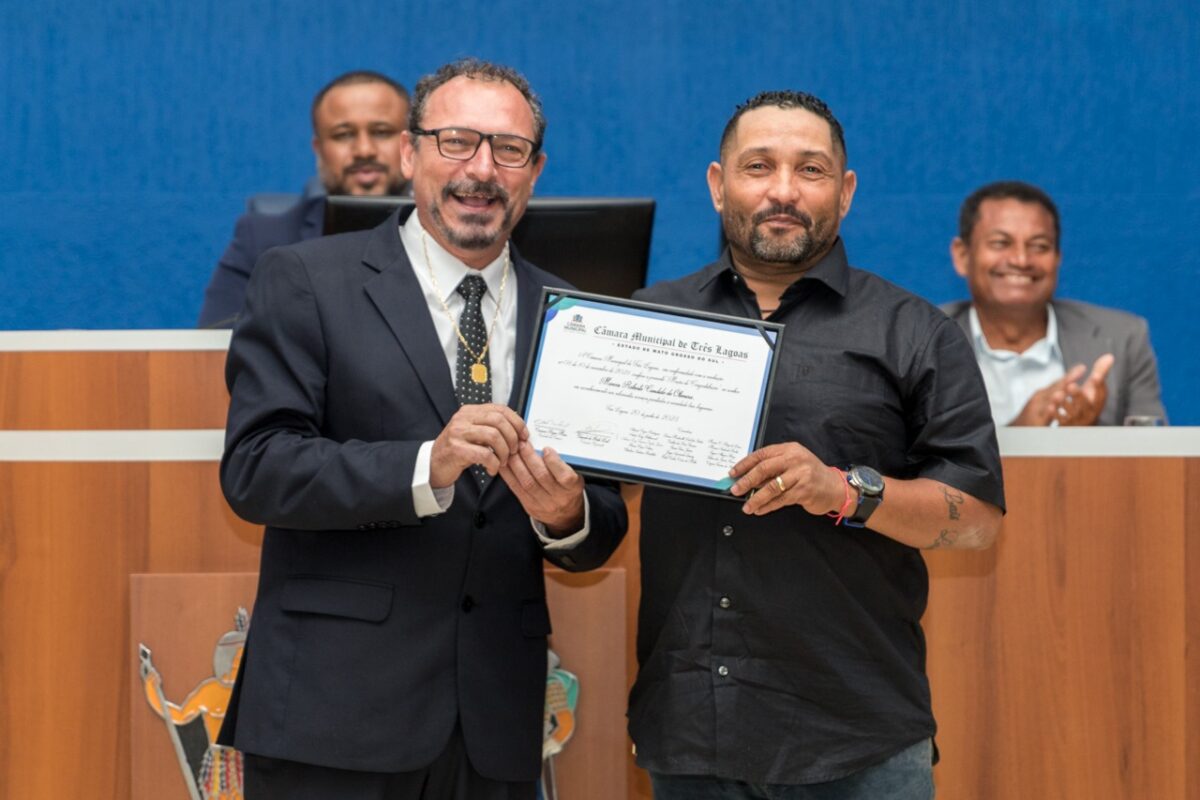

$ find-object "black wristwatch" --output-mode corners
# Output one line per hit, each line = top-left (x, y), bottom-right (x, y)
(844, 465), (885, 527)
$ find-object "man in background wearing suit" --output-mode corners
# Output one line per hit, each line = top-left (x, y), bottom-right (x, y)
(197, 70), (410, 327)
(217, 58), (627, 799)
(943, 181), (1166, 426)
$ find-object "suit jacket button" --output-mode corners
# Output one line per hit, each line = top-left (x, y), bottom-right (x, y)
(461, 595), (475, 613)
(474, 512), (487, 528)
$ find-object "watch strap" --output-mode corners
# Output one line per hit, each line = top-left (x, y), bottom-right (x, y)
(843, 466), (884, 528)
(843, 491), (882, 527)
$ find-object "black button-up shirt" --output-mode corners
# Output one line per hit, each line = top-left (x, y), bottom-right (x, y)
(628, 241), (1005, 784)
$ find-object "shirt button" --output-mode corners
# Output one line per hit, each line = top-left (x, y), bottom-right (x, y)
(722, 525), (733, 537)
(461, 595), (475, 613)
(719, 596), (731, 609)
(717, 665), (729, 677)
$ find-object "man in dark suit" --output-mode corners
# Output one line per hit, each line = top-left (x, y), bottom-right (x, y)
(197, 70), (411, 328)
(218, 58), (627, 799)
(943, 181), (1166, 425)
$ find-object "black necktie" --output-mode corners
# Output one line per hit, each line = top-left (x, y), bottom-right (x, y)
(455, 275), (493, 405)
(455, 275), (493, 484)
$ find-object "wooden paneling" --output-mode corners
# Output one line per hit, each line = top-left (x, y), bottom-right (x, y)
(0, 352), (150, 429)
(616, 484), (653, 800)
(146, 463), (262, 572)
(1187, 459), (1200, 800)
(147, 351), (231, 430)
(0, 462), (147, 799)
(544, 568), (628, 799)
(0, 462), (259, 799)
(924, 457), (1189, 798)
(0, 350), (227, 429)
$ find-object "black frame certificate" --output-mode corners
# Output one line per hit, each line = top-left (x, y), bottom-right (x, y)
(518, 289), (784, 496)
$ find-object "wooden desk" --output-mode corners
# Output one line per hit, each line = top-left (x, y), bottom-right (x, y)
(0, 332), (255, 799)
(924, 428), (1200, 799)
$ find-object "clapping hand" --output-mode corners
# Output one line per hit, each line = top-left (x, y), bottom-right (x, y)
(1011, 354), (1114, 426)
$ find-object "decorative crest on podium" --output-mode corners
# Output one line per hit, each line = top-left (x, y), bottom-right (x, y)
(139, 608), (248, 800)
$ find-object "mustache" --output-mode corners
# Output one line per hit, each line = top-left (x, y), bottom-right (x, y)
(443, 179), (510, 205)
(752, 204), (812, 228)
(345, 159), (388, 174)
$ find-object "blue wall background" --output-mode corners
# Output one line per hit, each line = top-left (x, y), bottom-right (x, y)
(3, 1), (1197, 421)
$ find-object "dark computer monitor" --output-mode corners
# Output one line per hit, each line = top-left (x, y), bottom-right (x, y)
(323, 196), (655, 298)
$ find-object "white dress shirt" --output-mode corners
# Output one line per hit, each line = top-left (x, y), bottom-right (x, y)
(969, 304), (1066, 427)
(399, 212), (587, 548)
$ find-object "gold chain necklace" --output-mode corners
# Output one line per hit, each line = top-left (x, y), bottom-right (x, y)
(422, 230), (511, 385)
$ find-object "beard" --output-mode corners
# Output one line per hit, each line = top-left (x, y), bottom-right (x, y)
(429, 179), (514, 250)
(725, 203), (836, 265)
(327, 160), (409, 196)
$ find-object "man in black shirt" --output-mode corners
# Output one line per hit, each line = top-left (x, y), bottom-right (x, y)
(628, 91), (1005, 799)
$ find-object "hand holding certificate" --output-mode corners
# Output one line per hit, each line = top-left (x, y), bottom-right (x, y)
(518, 290), (783, 496)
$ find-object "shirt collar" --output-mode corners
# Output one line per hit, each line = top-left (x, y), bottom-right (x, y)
(699, 237), (851, 298)
(968, 303), (1061, 364)
(399, 211), (510, 302)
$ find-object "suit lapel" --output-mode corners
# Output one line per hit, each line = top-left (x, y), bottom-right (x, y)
(1054, 301), (1125, 424)
(506, 254), (545, 411)
(1055, 302), (1111, 370)
(361, 211), (460, 427)
(478, 253), (548, 506)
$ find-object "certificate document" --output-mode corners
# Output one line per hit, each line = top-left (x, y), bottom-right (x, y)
(518, 290), (784, 496)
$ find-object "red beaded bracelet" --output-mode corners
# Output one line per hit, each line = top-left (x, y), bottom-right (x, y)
(825, 466), (853, 526)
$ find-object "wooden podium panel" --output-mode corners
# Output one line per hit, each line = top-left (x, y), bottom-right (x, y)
(0, 333), (258, 799)
(0, 349), (228, 429)
(924, 455), (1198, 799)
(545, 568), (628, 799)
(128, 571), (626, 800)
(0, 462), (261, 799)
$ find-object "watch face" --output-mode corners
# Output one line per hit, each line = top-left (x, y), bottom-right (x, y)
(850, 466), (885, 495)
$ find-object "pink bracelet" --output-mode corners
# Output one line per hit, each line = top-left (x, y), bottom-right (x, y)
(825, 467), (853, 526)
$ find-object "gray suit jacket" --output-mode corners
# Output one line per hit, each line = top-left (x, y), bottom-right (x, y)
(941, 298), (1166, 425)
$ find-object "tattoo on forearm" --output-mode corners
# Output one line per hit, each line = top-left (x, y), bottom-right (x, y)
(926, 529), (959, 549)
(942, 486), (964, 521)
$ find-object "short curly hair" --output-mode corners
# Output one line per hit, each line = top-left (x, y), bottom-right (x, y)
(719, 90), (846, 165)
(409, 58), (546, 150)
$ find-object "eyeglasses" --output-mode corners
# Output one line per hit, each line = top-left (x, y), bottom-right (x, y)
(410, 127), (539, 168)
